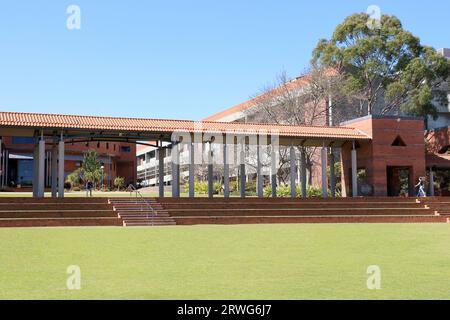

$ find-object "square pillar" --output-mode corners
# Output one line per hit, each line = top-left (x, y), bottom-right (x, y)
(271, 148), (277, 198)
(429, 167), (434, 197)
(58, 138), (65, 198)
(351, 141), (358, 197)
(321, 146), (328, 198)
(33, 141), (39, 197)
(188, 142), (195, 198)
(256, 144), (263, 198)
(239, 147), (246, 198)
(207, 143), (214, 198)
(300, 148), (307, 198)
(158, 145), (165, 198)
(51, 141), (58, 198)
(0, 137), (2, 188)
(37, 138), (46, 197)
(330, 148), (336, 198)
(223, 143), (230, 198)
(171, 143), (180, 198)
(290, 145), (296, 198)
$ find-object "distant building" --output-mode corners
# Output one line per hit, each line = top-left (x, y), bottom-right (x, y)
(426, 48), (450, 129)
(0, 137), (136, 190)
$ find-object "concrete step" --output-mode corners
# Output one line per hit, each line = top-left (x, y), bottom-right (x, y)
(173, 215), (448, 225)
(124, 221), (177, 226)
(167, 208), (433, 216)
(162, 203), (426, 209)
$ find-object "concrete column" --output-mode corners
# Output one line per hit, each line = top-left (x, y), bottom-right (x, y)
(271, 148), (277, 198)
(58, 137), (65, 198)
(330, 148), (336, 198)
(171, 143), (180, 198)
(223, 143), (229, 198)
(240, 148), (246, 198)
(300, 148), (307, 198)
(429, 167), (435, 197)
(32, 142), (39, 197)
(321, 146), (328, 198)
(4, 150), (8, 188)
(51, 142), (58, 198)
(158, 145), (165, 198)
(351, 141), (358, 198)
(188, 142), (195, 198)
(290, 145), (296, 198)
(256, 144), (263, 198)
(37, 137), (45, 197)
(207, 142), (213, 198)
(0, 138), (2, 188)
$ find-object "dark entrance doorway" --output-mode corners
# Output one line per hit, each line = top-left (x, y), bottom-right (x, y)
(387, 166), (412, 196)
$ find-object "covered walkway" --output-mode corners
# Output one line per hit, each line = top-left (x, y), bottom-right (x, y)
(0, 111), (370, 198)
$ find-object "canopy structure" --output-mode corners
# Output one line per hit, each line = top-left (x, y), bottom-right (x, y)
(0, 111), (369, 199)
(0, 112), (370, 147)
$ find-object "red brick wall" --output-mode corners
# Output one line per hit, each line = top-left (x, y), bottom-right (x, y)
(342, 117), (426, 197)
(1, 138), (136, 186)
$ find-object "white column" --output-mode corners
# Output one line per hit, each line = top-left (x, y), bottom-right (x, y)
(351, 141), (358, 198)
(171, 143), (180, 198)
(300, 148), (307, 198)
(51, 142), (58, 198)
(32, 142), (39, 197)
(37, 137), (45, 197)
(207, 142), (213, 198)
(321, 146), (328, 198)
(256, 144), (263, 198)
(58, 137), (65, 198)
(158, 145), (164, 198)
(189, 142), (195, 198)
(330, 148), (336, 198)
(429, 167), (435, 197)
(271, 147), (277, 198)
(290, 145), (296, 198)
(5, 150), (9, 186)
(223, 143), (229, 198)
(240, 147), (246, 198)
(0, 138), (2, 188)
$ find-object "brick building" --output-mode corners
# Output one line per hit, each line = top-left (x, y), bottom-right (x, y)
(0, 136), (136, 191)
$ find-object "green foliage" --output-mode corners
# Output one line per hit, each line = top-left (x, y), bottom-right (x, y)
(65, 168), (84, 189)
(263, 184), (331, 197)
(66, 150), (103, 189)
(183, 181), (222, 195)
(82, 150), (102, 185)
(114, 176), (125, 191)
(312, 13), (450, 118)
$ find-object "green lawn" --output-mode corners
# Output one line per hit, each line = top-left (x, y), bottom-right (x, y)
(0, 224), (449, 299)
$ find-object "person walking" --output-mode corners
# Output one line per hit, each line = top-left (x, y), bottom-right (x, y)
(415, 177), (426, 197)
(85, 180), (93, 197)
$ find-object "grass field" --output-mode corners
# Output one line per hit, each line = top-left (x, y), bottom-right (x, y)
(0, 224), (449, 299)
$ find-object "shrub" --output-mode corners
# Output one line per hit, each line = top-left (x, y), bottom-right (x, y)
(263, 184), (333, 197)
(114, 176), (125, 191)
(184, 181), (221, 195)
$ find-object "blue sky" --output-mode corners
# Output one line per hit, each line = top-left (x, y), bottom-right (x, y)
(0, 0), (449, 120)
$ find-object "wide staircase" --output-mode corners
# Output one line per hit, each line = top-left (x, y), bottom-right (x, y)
(157, 197), (450, 225)
(109, 198), (176, 226)
(0, 196), (448, 227)
(0, 198), (121, 227)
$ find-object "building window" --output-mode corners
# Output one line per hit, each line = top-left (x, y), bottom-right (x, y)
(120, 146), (131, 153)
(12, 137), (35, 144)
(391, 136), (406, 147)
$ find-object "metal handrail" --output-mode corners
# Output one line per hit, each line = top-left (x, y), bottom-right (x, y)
(127, 184), (157, 226)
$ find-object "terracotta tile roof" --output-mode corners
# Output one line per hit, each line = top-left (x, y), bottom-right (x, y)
(0, 111), (370, 140)
(204, 76), (310, 122)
